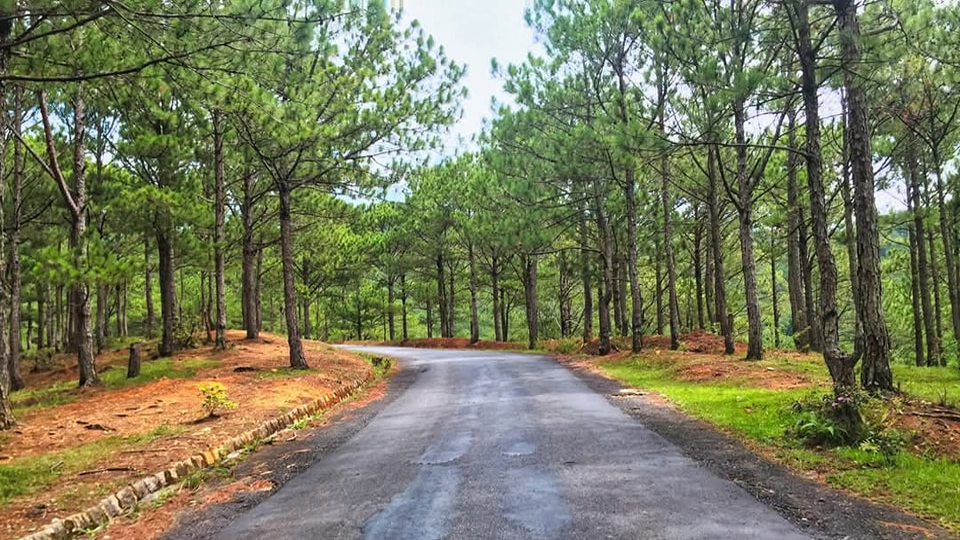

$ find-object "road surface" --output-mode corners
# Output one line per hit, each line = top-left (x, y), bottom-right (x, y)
(212, 347), (808, 540)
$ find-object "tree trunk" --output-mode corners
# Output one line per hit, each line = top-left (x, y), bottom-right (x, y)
(388, 279), (396, 341)
(492, 261), (502, 342)
(559, 253), (573, 339)
(792, 0), (855, 389)
(96, 285), (107, 354)
(834, 0), (892, 391)
(426, 299), (433, 339)
(661, 154), (680, 350)
(447, 260), (455, 337)
(157, 231), (177, 357)
(799, 208), (822, 351)
(401, 274), (409, 341)
(469, 244), (480, 344)
(613, 254), (625, 337)
(840, 95), (864, 356)
(523, 255), (538, 350)
(213, 109), (227, 351)
(708, 146), (735, 355)
(501, 285), (510, 340)
(655, 243), (664, 335)
(128, 343), (142, 378)
(278, 179), (308, 369)
(734, 100), (763, 360)
(42, 90), (99, 387)
(0, 76), (13, 428)
(8, 87), (23, 390)
(786, 109), (810, 352)
(596, 196), (614, 356)
(241, 171), (259, 340)
(436, 255), (447, 338)
(908, 216), (925, 367)
(928, 227), (946, 366)
(694, 206), (706, 330)
(771, 231), (781, 349)
(580, 202), (593, 342)
(37, 286), (46, 350)
(907, 135), (939, 366)
(144, 234), (155, 337)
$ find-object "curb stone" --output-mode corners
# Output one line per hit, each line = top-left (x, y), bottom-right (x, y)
(17, 374), (374, 540)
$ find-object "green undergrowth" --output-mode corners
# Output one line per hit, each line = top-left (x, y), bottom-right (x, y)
(0, 424), (185, 507)
(599, 354), (960, 531)
(12, 358), (219, 415)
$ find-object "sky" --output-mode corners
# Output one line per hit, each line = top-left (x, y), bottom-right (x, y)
(399, 0), (538, 148)
(396, 0), (903, 211)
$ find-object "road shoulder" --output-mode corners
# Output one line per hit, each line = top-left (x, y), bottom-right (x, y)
(555, 356), (955, 540)
(156, 361), (418, 540)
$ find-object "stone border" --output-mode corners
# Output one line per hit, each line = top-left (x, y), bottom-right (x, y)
(19, 374), (374, 540)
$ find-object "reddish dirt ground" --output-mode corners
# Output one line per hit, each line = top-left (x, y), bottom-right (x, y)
(95, 369), (395, 540)
(0, 331), (373, 539)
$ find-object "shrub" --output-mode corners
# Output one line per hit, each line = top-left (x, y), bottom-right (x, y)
(198, 382), (237, 417)
(789, 388), (906, 452)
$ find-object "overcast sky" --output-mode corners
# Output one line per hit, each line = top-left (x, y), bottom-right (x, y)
(400, 0), (537, 148)
(398, 0), (903, 210)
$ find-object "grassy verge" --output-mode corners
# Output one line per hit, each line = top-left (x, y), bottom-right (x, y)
(11, 358), (219, 415)
(0, 425), (185, 506)
(599, 354), (960, 531)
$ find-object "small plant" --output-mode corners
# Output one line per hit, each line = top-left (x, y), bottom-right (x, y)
(198, 382), (237, 418)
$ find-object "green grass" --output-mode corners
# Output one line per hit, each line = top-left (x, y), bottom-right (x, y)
(11, 380), (79, 414)
(101, 358), (219, 390)
(598, 353), (960, 531)
(0, 424), (184, 507)
(11, 358), (219, 415)
(891, 364), (960, 406)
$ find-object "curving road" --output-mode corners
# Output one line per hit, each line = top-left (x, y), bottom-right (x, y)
(211, 348), (808, 540)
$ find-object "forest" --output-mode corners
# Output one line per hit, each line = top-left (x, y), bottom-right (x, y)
(2, 0), (960, 434)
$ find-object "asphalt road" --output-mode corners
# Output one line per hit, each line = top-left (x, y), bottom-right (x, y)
(212, 347), (809, 540)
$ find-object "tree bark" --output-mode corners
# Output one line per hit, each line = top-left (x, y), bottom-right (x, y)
(387, 279), (396, 341)
(144, 234), (155, 337)
(834, 0), (892, 391)
(791, 0), (855, 389)
(708, 146), (735, 355)
(522, 254), (538, 350)
(436, 255), (447, 338)
(661, 154), (680, 350)
(241, 171), (259, 340)
(908, 214), (925, 367)
(786, 109), (810, 352)
(0, 75), (12, 427)
(401, 274), (409, 341)
(157, 231), (177, 357)
(733, 100), (763, 360)
(771, 231), (781, 349)
(39, 90), (99, 386)
(580, 202), (594, 342)
(596, 194), (614, 356)
(96, 285), (107, 354)
(278, 179), (308, 369)
(693, 206), (706, 330)
(8, 87), (23, 390)
(927, 227), (946, 366)
(469, 244), (480, 344)
(213, 109), (227, 351)
(492, 260), (502, 342)
(907, 135), (939, 366)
